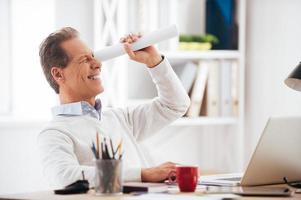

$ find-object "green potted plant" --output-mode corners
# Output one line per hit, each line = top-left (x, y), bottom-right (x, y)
(179, 34), (219, 50)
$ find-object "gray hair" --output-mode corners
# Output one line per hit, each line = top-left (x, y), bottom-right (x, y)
(39, 27), (79, 94)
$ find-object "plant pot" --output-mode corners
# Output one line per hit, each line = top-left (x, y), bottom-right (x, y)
(178, 42), (212, 51)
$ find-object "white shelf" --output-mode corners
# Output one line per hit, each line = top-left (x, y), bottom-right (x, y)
(126, 100), (238, 126)
(171, 117), (238, 126)
(163, 50), (240, 60)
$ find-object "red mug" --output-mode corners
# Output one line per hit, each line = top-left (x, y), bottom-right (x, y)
(169, 165), (199, 192)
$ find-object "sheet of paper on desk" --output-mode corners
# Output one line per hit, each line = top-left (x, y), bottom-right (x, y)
(167, 184), (207, 192)
(123, 193), (240, 200)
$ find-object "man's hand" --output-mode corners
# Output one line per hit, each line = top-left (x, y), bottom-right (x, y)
(120, 33), (162, 68)
(141, 162), (176, 182)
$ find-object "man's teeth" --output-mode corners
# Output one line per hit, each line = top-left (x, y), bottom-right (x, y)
(88, 75), (100, 80)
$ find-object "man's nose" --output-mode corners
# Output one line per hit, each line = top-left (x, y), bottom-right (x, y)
(91, 58), (101, 70)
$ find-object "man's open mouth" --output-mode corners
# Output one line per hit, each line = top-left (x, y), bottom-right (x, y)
(87, 74), (100, 80)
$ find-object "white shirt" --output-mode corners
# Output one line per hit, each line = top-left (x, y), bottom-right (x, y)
(37, 58), (190, 188)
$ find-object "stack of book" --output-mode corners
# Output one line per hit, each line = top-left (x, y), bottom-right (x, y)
(172, 60), (238, 118)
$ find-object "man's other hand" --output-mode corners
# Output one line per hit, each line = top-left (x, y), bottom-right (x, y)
(141, 162), (176, 182)
(120, 33), (162, 68)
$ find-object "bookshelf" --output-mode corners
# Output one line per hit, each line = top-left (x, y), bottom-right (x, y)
(124, 0), (246, 171)
(94, 0), (245, 124)
(172, 117), (238, 126)
(94, 0), (246, 126)
(94, 0), (246, 171)
(163, 50), (240, 60)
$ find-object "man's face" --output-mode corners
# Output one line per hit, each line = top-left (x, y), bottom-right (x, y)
(60, 37), (103, 100)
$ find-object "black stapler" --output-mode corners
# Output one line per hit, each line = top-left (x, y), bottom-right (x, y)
(54, 171), (89, 195)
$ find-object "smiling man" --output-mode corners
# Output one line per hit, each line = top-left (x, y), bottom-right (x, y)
(38, 27), (190, 188)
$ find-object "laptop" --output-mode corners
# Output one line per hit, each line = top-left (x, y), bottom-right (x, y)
(199, 116), (301, 186)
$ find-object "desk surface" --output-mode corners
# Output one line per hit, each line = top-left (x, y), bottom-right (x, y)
(1, 185), (300, 200)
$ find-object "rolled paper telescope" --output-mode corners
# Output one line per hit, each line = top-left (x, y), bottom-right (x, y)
(95, 24), (178, 61)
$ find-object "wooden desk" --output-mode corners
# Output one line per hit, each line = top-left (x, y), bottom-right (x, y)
(0, 186), (300, 200)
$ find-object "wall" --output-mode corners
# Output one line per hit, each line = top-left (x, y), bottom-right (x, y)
(8, 0), (56, 118)
(0, 0), (12, 114)
(0, 122), (49, 194)
(55, 0), (94, 47)
(245, 0), (301, 162)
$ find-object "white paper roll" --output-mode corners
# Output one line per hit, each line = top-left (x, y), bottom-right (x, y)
(95, 24), (178, 61)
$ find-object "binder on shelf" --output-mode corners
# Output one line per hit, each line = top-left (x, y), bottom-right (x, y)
(200, 85), (208, 116)
(172, 61), (198, 93)
(219, 60), (232, 117)
(231, 61), (239, 116)
(186, 61), (209, 117)
(206, 60), (220, 117)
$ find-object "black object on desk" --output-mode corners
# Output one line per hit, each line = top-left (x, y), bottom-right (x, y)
(284, 177), (301, 189)
(123, 182), (168, 194)
(54, 171), (89, 195)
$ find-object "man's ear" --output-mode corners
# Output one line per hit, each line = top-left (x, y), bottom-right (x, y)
(51, 67), (64, 84)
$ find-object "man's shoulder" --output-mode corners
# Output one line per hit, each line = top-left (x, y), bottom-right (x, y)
(48, 115), (84, 125)
(40, 116), (88, 134)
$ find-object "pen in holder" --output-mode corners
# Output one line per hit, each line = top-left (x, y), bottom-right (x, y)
(91, 133), (123, 195)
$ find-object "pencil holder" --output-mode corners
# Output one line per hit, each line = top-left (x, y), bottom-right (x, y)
(94, 159), (123, 195)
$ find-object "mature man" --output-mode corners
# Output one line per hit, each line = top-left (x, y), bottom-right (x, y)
(38, 27), (190, 188)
